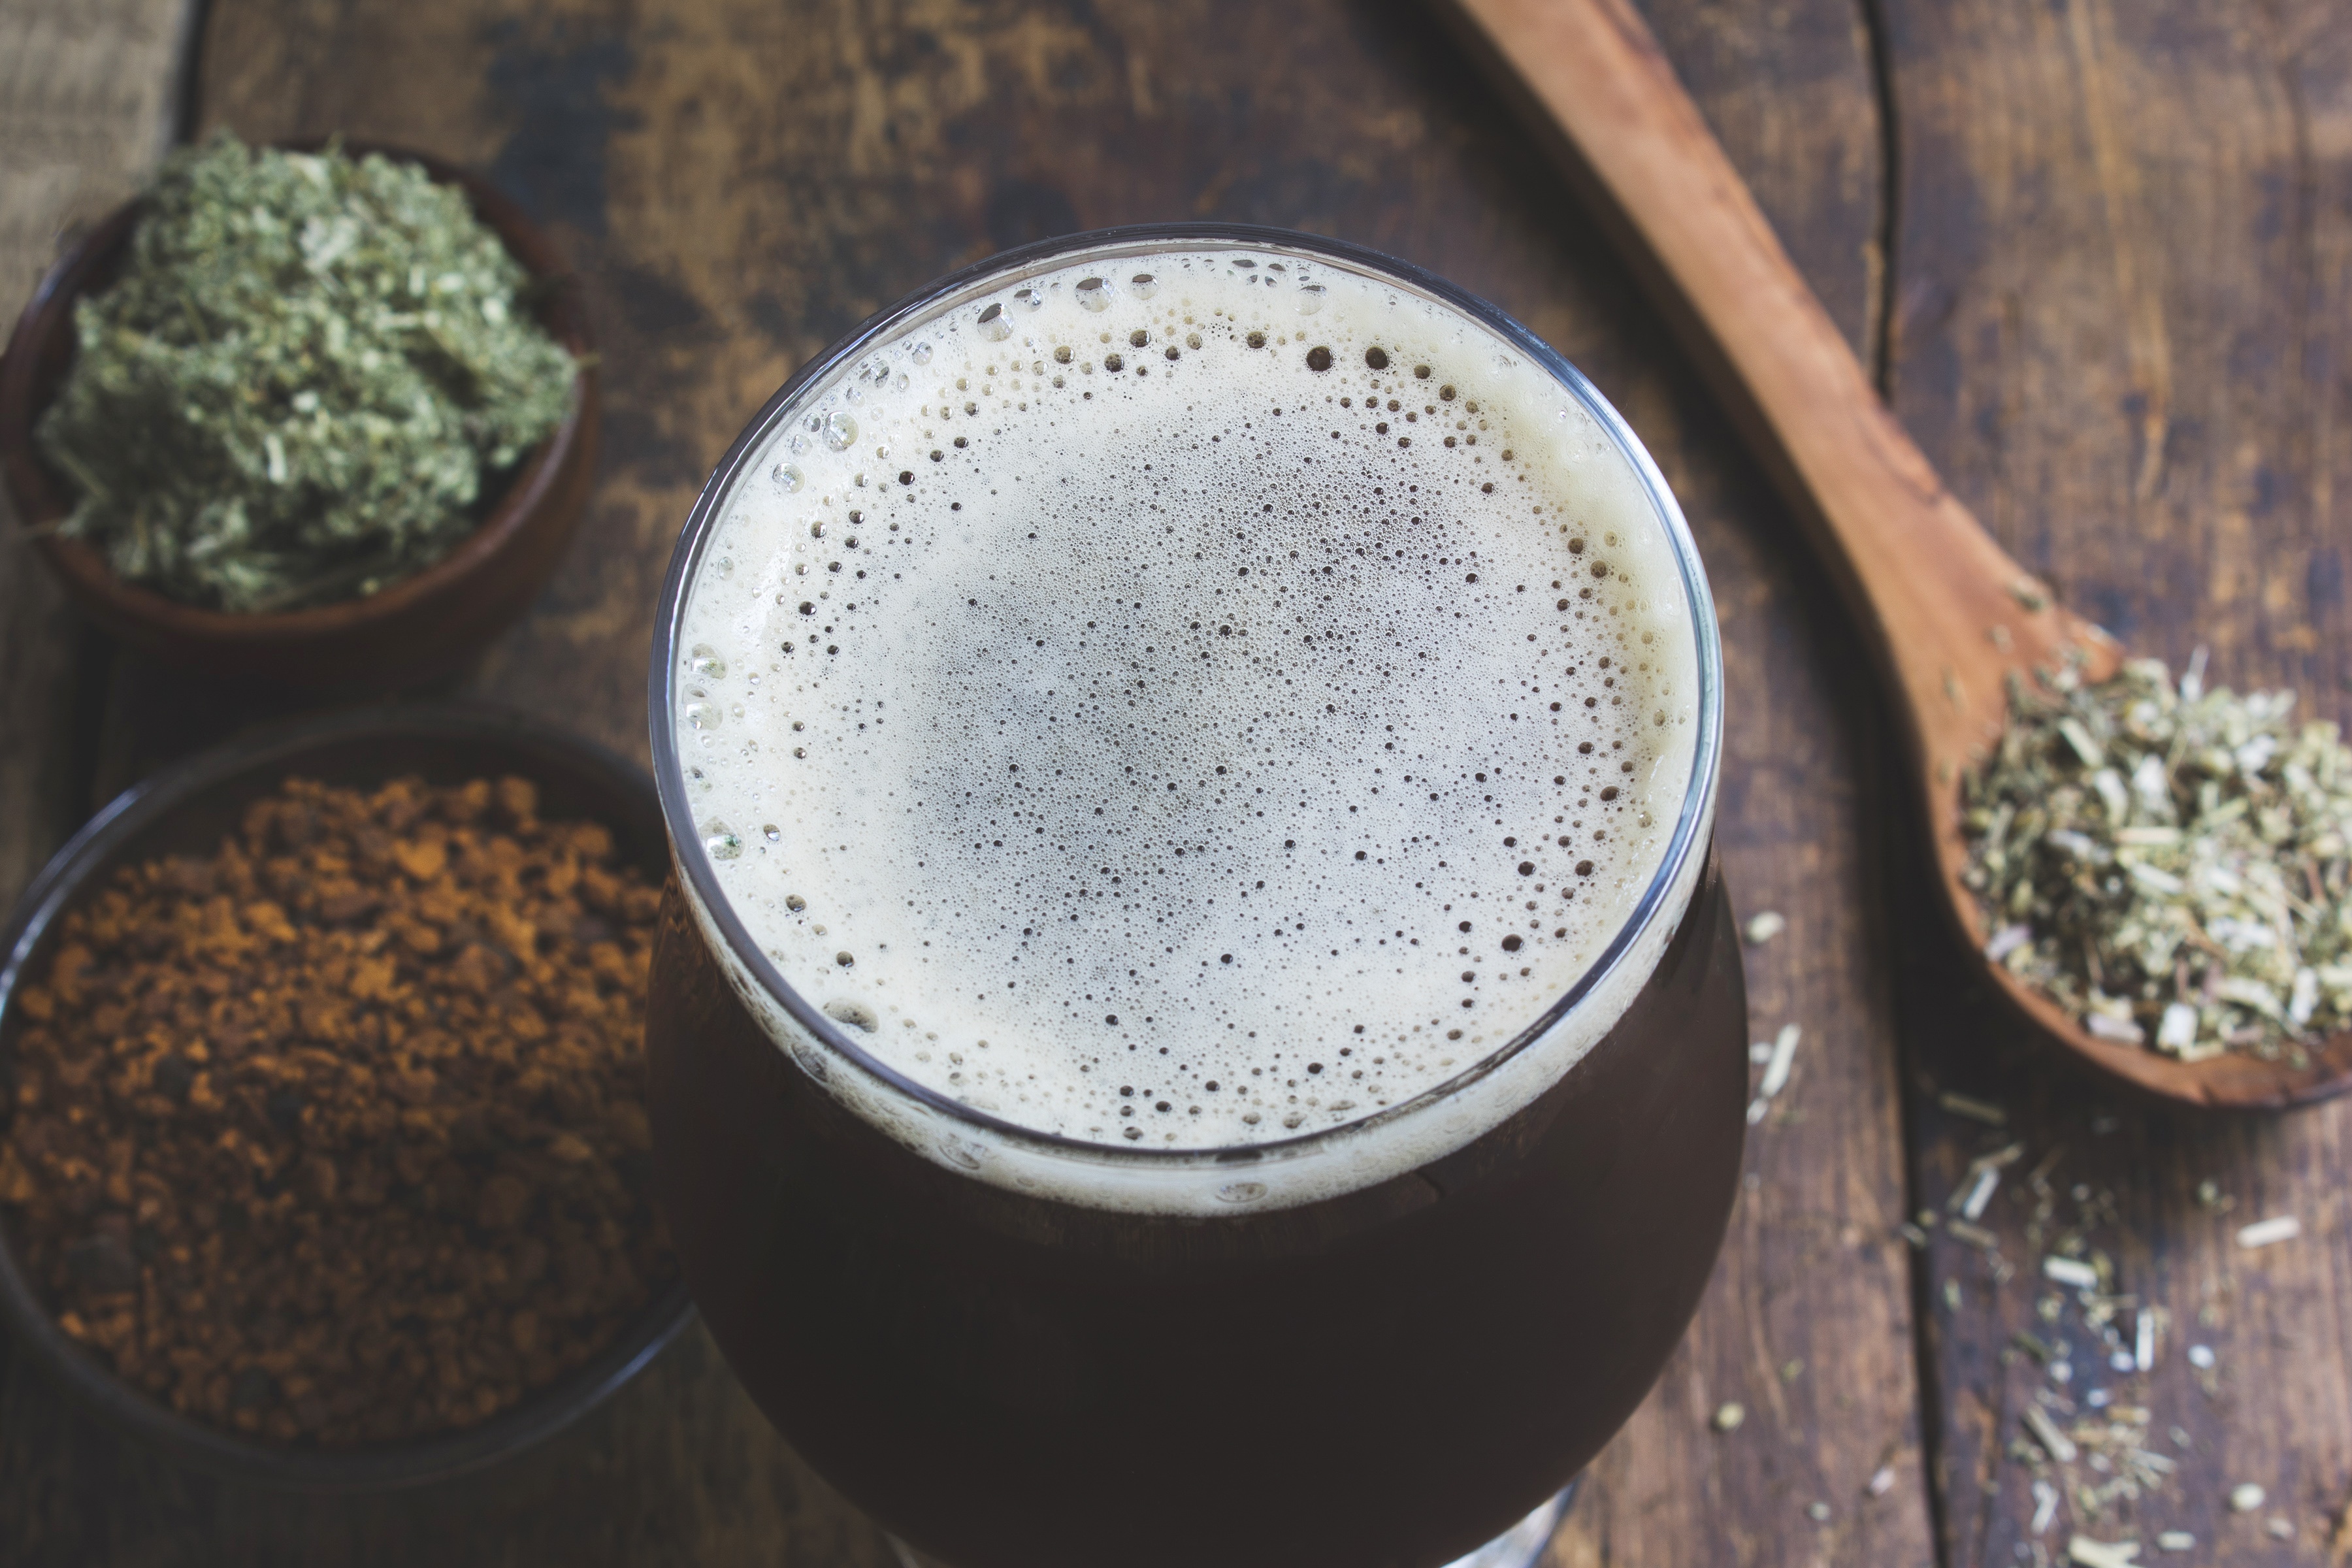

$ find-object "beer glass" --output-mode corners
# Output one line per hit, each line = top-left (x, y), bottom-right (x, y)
(645, 227), (1744, 1568)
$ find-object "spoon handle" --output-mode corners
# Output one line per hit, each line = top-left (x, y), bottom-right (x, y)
(1441, 0), (2111, 786)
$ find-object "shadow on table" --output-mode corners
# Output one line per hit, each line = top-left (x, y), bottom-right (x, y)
(0, 1320), (896, 1568)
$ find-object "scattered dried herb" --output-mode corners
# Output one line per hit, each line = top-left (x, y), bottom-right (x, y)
(1927, 1122), (2193, 1541)
(0, 774), (670, 1446)
(2234, 1215), (2301, 1250)
(1744, 1021), (1801, 1126)
(2068, 1533), (2139, 1568)
(1961, 653), (2352, 1063)
(34, 132), (575, 612)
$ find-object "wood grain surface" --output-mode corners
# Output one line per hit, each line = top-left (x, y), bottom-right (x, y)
(1884, 1), (2352, 1561)
(0, 0), (2345, 1563)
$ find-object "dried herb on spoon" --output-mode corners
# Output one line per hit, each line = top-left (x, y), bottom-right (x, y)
(34, 131), (575, 613)
(1961, 653), (2352, 1065)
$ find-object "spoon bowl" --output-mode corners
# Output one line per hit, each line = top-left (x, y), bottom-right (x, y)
(1440, 0), (2352, 1109)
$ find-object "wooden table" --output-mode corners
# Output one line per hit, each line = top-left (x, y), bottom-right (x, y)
(2, 1), (2347, 1562)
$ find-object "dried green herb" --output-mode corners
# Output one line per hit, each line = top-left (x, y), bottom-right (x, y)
(34, 132), (575, 613)
(1961, 652), (2352, 1064)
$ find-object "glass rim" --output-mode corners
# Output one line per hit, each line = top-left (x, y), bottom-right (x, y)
(650, 222), (1725, 1175)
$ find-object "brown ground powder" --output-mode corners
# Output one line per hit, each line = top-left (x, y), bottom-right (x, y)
(0, 774), (673, 1446)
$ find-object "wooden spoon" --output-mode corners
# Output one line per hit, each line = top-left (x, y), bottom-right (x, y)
(1437, 0), (2352, 1109)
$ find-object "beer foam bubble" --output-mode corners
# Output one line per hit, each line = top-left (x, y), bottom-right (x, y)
(672, 246), (1708, 1211)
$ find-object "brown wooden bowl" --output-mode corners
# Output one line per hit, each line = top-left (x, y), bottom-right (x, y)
(0, 140), (599, 691)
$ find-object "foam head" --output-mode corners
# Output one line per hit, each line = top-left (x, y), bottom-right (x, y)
(667, 238), (1713, 1211)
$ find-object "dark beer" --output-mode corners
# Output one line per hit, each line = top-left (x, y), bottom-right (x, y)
(649, 231), (1744, 1568)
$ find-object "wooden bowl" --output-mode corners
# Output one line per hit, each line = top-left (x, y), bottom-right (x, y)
(0, 704), (691, 1491)
(0, 141), (599, 691)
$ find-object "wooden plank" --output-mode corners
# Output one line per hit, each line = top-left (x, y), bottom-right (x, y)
(1882, 0), (2352, 1561)
(1550, 8), (1936, 1567)
(2, 2), (1929, 1563)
